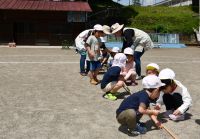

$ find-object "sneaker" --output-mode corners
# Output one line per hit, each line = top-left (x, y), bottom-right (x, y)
(163, 110), (173, 118)
(169, 114), (185, 121)
(135, 123), (147, 134)
(80, 72), (87, 76)
(136, 76), (143, 80)
(90, 79), (98, 85)
(103, 93), (117, 101)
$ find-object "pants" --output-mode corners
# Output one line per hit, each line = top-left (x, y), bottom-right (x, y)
(134, 49), (145, 76)
(80, 54), (90, 73)
(117, 109), (139, 131)
(163, 93), (183, 111)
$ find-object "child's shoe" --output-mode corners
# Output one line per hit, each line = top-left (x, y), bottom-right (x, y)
(128, 123), (147, 135)
(169, 114), (185, 121)
(163, 110), (173, 118)
(103, 93), (117, 101)
(136, 76), (143, 80)
(90, 79), (98, 85)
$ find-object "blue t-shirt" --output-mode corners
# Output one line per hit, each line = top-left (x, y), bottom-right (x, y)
(116, 90), (150, 116)
(101, 66), (121, 89)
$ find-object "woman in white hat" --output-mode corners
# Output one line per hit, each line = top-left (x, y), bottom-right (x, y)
(111, 23), (154, 80)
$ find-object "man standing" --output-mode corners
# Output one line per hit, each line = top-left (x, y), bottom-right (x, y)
(111, 23), (154, 80)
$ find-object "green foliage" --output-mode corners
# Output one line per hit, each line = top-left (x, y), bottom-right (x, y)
(88, 0), (198, 34)
(123, 6), (199, 34)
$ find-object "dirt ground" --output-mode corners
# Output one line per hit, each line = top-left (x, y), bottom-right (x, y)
(0, 47), (199, 139)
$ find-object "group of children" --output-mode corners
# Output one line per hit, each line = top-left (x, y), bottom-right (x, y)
(75, 24), (192, 136)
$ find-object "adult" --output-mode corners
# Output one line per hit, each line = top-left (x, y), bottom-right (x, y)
(111, 23), (154, 80)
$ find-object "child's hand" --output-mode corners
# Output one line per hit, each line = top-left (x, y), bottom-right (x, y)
(154, 104), (161, 110)
(155, 121), (163, 129)
(173, 109), (181, 116)
(88, 51), (95, 60)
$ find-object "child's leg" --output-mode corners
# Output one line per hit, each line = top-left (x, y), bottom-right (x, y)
(124, 70), (137, 81)
(172, 93), (183, 110)
(163, 94), (176, 110)
(117, 109), (137, 131)
(93, 61), (101, 81)
(110, 80), (124, 93)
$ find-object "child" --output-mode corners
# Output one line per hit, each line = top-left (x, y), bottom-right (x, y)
(101, 53), (127, 101)
(155, 68), (192, 121)
(122, 47), (137, 86)
(108, 47), (120, 67)
(146, 63), (160, 76)
(116, 75), (164, 135)
(99, 42), (110, 71)
(85, 24), (105, 85)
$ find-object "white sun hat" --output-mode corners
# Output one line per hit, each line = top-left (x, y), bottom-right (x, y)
(158, 68), (175, 80)
(103, 25), (112, 34)
(93, 24), (103, 31)
(142, 75), (165, 89)
(111, 23), (124, 34)
(112, 47), (120, 53)
(146, 63), (160, 71)
(112, 53), (127, 68)
(124, 47), (134, 55)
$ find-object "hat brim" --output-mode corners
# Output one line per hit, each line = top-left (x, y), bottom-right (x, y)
(112, 24), (124, 34)
(102, 25), (112, 35)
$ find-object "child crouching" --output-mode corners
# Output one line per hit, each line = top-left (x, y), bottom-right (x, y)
(101, 53), (127, 101)
(156, 68), (192, 121)
(116, 75), (164, 135)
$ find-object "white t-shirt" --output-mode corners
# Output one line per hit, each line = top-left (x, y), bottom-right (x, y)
(75, 29), (94, 51)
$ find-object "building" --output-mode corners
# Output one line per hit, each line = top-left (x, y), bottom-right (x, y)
(153, 0), (192, 7)
(0, 0), (92, 45)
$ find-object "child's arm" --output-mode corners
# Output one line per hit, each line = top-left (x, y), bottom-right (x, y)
(150, 114), (163, 129)
(138, 103), (160, 116)
(174, 86), (192, 115)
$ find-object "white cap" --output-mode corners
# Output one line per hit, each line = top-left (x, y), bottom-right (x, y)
(146, 63), (160, 71)
(112, 53), (127, 68)
(93, 24), (103, 31)
(158, 68), (175, 80)
(112, 47), (120, 53)
(124, 47), (134, 55)
(142, 75), (165, 89)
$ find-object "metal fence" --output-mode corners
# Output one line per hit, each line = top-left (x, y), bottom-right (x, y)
(149, 33), (179, 43)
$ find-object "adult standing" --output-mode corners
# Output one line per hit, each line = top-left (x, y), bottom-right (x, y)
(75, 28), (94, 76)
(111, 23), (154, 80)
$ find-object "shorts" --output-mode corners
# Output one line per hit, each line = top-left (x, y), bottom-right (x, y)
(90, 61), (101, 71)
(102, 81), (117, 92)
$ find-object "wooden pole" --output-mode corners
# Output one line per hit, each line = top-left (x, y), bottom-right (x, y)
(162, 124), (179, 139)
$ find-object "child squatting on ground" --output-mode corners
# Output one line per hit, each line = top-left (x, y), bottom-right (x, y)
(121, 47), (137, 86)
(85, 24), (105, 85)
(101, 53), (127, 101)
(156, 68), (192, 121)
(146, 63), (160, 76)
(116, 75), (164, 135)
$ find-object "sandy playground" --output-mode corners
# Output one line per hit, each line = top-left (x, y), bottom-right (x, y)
(0, 47), (200, 139)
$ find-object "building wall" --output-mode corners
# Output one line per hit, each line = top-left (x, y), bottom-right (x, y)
(0, 10), (86, 45)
